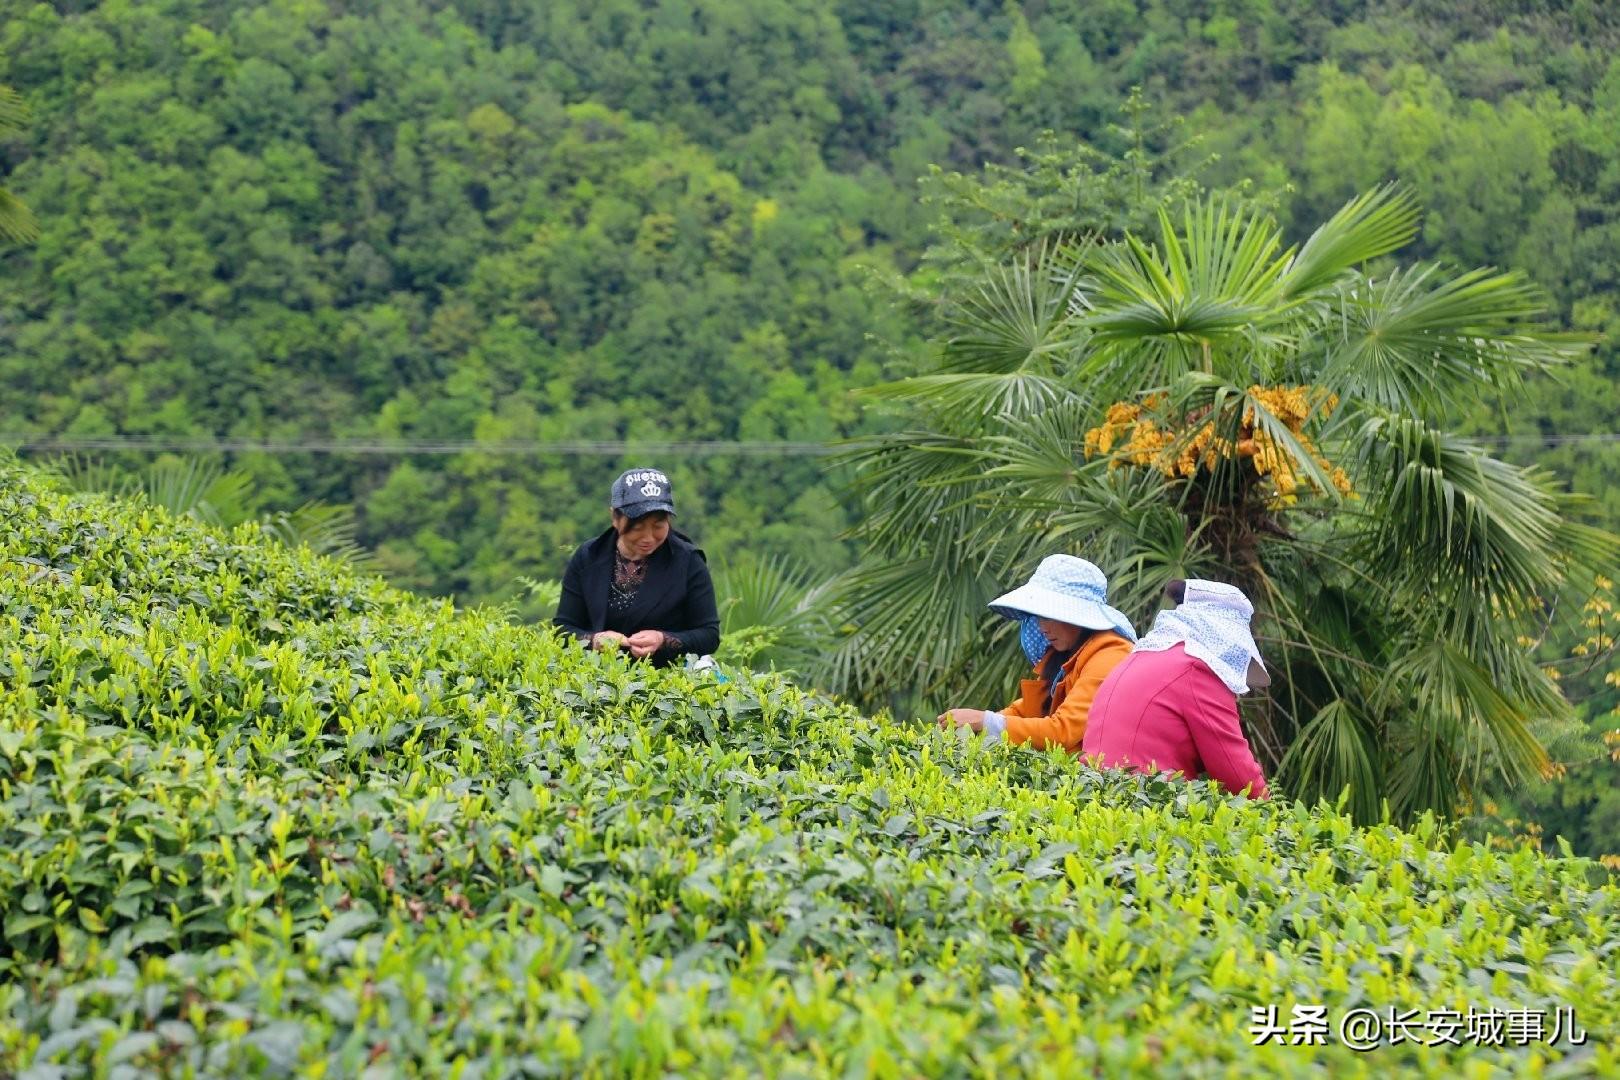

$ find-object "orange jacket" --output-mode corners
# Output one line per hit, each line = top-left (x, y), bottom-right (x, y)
(1000, 631), (1133, 752)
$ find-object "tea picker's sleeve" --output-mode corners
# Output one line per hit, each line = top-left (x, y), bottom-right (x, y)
(655, 553), (720, 659)
(553, 547), (594, 642)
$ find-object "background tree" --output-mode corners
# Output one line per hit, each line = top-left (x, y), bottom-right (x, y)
(823, 185), (1617, 823)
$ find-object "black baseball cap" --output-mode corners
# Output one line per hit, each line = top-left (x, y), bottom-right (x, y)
(611, 468), (676, 518)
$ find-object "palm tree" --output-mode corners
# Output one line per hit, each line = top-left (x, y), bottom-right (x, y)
(821, 187), (1616, 822)
(0, 84), (39, 245)
(712, 553), (838, 674)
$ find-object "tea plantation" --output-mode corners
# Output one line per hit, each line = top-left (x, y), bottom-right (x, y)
(1, 460), (1616, 1078)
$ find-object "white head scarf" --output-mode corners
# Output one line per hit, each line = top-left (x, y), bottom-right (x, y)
(1133, 579), (1267, 694)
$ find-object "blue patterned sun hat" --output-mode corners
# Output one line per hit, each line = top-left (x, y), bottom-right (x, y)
(989, 556), (1138, 664)
(1134, 578), (1267, 694)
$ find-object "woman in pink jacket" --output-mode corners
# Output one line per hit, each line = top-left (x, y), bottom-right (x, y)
(1081, 579), (1271, 799)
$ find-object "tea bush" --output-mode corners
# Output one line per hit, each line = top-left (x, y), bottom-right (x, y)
(1, 461), (1616, 1078)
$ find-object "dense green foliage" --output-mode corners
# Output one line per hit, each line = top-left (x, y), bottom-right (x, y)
(3, 461), (1618, 1075)
(0, 0), (916, 593)
(5, 0), (1620, 601)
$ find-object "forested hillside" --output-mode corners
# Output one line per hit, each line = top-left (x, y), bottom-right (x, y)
(3, 0), (1619, 599)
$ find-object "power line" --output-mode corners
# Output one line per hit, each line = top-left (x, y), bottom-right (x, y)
(1477, 433), (1620, 446)
(0, 433), (852, 456)
(3, 432), (1618, 456)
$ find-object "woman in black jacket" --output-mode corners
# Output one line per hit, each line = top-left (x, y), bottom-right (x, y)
(553, 468), (720, 667)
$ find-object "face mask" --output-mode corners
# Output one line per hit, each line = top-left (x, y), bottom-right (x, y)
(1019, 617), (1050, 666)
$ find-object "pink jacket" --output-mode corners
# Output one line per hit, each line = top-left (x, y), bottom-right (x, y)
(1080, 643), (1269, 798)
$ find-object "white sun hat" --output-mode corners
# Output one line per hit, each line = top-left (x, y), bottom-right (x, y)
(1134, 578), (1269, 694)
(988, 556), (1138, 648)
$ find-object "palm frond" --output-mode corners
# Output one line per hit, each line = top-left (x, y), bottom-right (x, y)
(1077, 199), (1306, 387)
(46, 455), (136, 500)
(1282, 184), (1421, 297)
(0, 85), (28, 137)
(1085, 199), (1289, 321)
(1317, 265), (1585, 412)
(1354, 416), (1617, 638)
(1083, 236), (1275, 350)
(0, 189), (39, 245)
(0, 86), (38, 246)
(714, 553), (819, 635)
(140, 458), (231, 523)
(1171, 198), (1291, 304)
(202, 468), (258, 528)
(835, 431), (997, 556)
(936, 237), (1093, 374)
(858, 371), (1080, 421)
(1385, 723), (1463, 821)
(1377, 637), (1553, 798)
(40, 454), (254, 526)
(970, 397), (1103, 500)
(261, 501), (374, 569)
(1084, 500), (1216, 618)
(1278, 699), (1382, 822)
(713, 553), (838, 673)
(817, 550), (1016, 706)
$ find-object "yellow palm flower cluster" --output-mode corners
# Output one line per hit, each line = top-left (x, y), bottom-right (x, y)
(1083, 385), (1354, 500)
(1572, 580), (1617, 657)
(1576, 575), (1620, 743)
(1083, 394), (1173, 462)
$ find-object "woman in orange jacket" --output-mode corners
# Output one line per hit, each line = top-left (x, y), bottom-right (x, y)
(937, 555), (1136, 751)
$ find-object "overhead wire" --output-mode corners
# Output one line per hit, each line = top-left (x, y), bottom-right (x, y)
(0, 434), (852, 456)
(2, 432), (1617, 456)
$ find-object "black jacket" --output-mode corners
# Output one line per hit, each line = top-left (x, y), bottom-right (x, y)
(553, 528), (721, 666)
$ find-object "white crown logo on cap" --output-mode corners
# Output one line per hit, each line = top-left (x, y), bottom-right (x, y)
(612, 468), (675, 515)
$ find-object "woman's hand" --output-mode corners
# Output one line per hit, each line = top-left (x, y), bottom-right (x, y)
(626, 630), (667, 658)
(936, 708), (986, 733)
(591, 631), (629, 651)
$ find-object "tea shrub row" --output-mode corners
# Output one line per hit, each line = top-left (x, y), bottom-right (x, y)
(1, 462), (1616, 1077)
